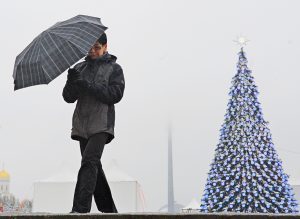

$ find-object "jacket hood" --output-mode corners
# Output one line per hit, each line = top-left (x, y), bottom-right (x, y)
(84, 52), (117, 64)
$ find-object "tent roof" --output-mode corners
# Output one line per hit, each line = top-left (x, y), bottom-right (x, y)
(105, 159), (135, 182)
(182, 198), (200, 210)
(35, 159), (136, 183)
(290, 181), (300, 186)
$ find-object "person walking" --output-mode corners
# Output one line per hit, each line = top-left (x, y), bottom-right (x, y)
(62, 32), (125, 213)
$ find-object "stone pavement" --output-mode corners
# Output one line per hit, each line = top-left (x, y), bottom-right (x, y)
(0, 213), (300, 219)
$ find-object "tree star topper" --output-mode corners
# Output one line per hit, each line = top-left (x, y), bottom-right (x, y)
(234, 36), (250, 47)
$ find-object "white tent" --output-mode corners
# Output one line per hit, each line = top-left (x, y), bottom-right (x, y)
(32, 160), (146, 213)
(181, 198), (200, 213)
(290, 180), (300, 203)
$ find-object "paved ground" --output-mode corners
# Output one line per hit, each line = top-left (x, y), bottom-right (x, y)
(0, 213), (300, 219)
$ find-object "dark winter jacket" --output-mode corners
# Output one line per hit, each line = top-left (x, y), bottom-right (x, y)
(62, 52), (125, 144)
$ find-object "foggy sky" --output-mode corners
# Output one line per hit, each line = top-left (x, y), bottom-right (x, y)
(1, 0), (300, 211)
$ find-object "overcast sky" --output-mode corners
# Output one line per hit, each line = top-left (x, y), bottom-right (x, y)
(1, 0), (300, 212)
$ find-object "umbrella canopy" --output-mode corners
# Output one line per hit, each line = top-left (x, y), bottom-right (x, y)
(13, 14), (107, 90)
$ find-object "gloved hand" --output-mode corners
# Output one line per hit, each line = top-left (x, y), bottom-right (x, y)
(76, 78), (91, 90)
(67, 68), (81, 83)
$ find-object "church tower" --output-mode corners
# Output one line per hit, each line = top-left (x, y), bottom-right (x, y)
(0, 164), (10, 194)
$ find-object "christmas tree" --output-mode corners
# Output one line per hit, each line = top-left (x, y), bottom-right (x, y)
(200, 47), (299, 213)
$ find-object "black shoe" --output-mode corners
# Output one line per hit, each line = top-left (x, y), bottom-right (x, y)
(69, 210), (79, 213)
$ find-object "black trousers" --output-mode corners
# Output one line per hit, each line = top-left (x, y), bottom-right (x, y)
(71, 132), (118, 213)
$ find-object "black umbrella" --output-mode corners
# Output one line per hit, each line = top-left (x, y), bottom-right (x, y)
(13, 14), (107, 91)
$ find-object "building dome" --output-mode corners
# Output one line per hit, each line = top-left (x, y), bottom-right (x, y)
(0, 170), (10, 180)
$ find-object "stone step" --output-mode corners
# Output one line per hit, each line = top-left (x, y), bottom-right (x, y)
(0, 213), (300, 219)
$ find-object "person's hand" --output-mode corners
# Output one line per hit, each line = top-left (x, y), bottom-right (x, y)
(67, 68), (81, 83)
(76, 78), (91, 90)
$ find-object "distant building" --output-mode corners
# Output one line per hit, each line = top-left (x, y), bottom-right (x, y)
(0, 168), (32, 213)
(0, 169), (10, 194)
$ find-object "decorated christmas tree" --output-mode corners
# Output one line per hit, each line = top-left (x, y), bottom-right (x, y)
(200, 46), (299, 213)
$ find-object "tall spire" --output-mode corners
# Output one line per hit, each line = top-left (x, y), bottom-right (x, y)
(168, 122), (175, 213)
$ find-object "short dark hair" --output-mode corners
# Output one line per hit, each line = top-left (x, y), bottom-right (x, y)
(97, 33), (107, 45)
